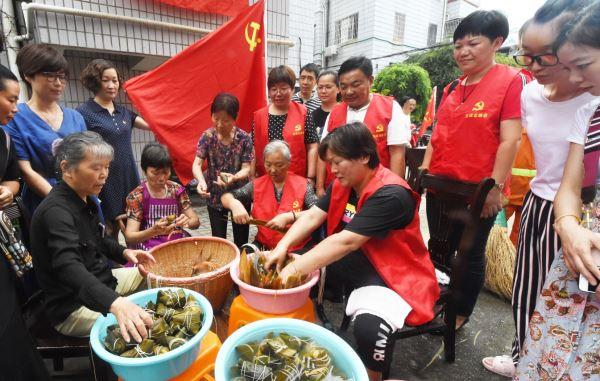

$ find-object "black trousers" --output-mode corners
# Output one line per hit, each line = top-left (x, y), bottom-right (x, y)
(206, 204), (250, 248)
(426, 192), (496, 317)
(0, 307), (50, 381)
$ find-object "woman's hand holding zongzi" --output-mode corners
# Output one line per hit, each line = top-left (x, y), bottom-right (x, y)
(0, 185), (13, 207)
(110, 296), (153, 343)
(123, 249), (156, 268)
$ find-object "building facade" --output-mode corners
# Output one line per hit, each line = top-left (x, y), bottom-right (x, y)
(0, 0), (304, 174)
(315, 0), (479, 73)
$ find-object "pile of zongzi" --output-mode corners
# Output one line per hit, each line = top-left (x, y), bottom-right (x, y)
(232, 332), (351, 381)
(102, 289), (203, 358)
(238, 250), (308, 290)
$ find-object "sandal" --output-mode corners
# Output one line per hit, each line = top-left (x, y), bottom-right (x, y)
(482, 355), (516, 378)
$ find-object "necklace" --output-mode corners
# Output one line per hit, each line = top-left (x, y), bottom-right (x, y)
(29, 102), (62, 130)
(460, 77), (480, 104)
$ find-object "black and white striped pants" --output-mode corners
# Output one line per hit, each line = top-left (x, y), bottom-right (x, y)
(511, 191), (561, 363)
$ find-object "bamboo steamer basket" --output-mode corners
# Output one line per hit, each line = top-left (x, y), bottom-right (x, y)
(138, 236), (239, 311)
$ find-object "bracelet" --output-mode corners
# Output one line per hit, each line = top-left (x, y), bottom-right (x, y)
(291, 210), (296, 222)
(554, 214), (582, 225)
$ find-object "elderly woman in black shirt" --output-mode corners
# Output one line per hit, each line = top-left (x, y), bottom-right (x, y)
(30, 131), (155, 342)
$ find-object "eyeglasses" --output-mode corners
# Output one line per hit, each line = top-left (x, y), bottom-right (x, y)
(513, 52), (560, 67)
(40, 72), (68, 84)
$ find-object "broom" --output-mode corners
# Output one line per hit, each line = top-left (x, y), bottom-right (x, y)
(484, 209), (516, 300)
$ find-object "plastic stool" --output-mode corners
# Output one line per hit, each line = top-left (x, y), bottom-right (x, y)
(117, 330), (221, 381)
(227, 295), (315, 336)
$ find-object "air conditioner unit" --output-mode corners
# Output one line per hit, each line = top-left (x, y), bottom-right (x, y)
(324, 45), (338, 57)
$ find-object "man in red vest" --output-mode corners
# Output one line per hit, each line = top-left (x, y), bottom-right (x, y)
(315, 56), (411, 197)
(267, 123), (439, 381)
(221, 140), (317, 250)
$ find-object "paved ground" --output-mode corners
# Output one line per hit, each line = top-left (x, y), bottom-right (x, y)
(46, 195), (515, 380)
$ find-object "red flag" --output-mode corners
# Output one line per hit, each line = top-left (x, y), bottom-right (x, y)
(418, 86), (436, 137)
(155, 0), (248, 16)
(125, 1), (267, 185)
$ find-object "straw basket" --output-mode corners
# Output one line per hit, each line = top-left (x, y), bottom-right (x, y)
(138, 236), (239, 311)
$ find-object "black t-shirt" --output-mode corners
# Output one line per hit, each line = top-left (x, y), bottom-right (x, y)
(316, 184), (416, 239)
(312, 107), (330, 131)
(0, 131), (19, 182)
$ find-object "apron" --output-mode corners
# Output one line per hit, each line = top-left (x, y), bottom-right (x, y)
(140, 183), (185, 251)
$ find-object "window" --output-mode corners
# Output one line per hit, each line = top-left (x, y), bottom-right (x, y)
(427, 23), (438, 46)
(393, 13), (406, 43)
(334, 13), (359, 45)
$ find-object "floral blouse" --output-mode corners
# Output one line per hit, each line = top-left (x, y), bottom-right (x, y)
(196, 127), (254, 209)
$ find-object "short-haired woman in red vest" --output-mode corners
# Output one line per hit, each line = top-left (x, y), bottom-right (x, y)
(421, 10), (528, 332)
(266, 123), (439, 381)
(252, 65), (319, 183)
(221, 140), (318, 250)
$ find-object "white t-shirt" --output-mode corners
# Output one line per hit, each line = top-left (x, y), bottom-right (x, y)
(320, 96), (411, 145)
(568, 97), (600, 145)
(522, 80), (596, 201)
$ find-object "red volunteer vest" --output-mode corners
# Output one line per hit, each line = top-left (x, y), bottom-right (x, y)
(253, 102), (308, 177)
(252, 173), (309, 250)
(325, 94), (394, 185)
(326, 166), (440, 326)
(429, 64), (522, 183)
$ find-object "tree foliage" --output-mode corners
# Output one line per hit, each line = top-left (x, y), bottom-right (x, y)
(372, 63), (431, 122)
(404, 45), (520, 103)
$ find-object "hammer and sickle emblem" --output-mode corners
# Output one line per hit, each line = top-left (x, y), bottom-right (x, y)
(245, 21), (262, 52)
(292, 200), (300, 209)
(295, 124), (302, 132)
(472, 101), (485, 111)
(375, 124), (384, 133)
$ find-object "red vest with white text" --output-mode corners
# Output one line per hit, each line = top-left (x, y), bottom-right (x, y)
(325, 94), (394, 185)
(429, 64), (523, 183)
(326, 165), (440, 326)
(252, 173), (308, 250)
(254, 102), (308, 177)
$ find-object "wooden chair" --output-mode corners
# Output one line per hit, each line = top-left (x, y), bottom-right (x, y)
(5, 197), (94, 375)
(326, 170), (494, 378)
(404, 147), (426, 191)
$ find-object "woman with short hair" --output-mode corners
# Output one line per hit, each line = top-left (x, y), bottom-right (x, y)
(77, 59), (152, 237)
(192, 93), (253, 247)
(252, 65), (319, 182)
(5, 44), (86, 215)
(421, 10), (530, 333)
(221, 140), (317, 250)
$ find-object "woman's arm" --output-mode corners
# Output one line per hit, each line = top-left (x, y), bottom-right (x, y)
(389, 144), (406, 178)
(221, 192), (251, 224)
(305, 142), (318, 180)
(133, 116), (151, 131)
(124, 218), (172, 245)
(315, 157), (327, 197)
(182, 207), (200, 229)
(233, 162), (251, 182)
(265, 205), (328, 270)
(279, 229), (370, 282)
(18, 160), (52, 197)
(481, 118), (522, 218)
(553, 143), (600, 285)
(0, 180), (19, 208)
(192, 156), (210, 197)
(420, 142), (433, 169)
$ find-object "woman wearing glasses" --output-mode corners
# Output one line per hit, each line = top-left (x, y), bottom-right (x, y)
(482, 0), (595, 377)
(5, 44), (86, 215)
(252, 65), (318, 182)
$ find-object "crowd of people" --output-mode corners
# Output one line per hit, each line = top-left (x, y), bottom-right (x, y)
(0, 0), (598, 380)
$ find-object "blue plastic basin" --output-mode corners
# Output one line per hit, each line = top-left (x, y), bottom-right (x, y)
(90, 287), (213, 381)
(214, 318), (368, 380)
